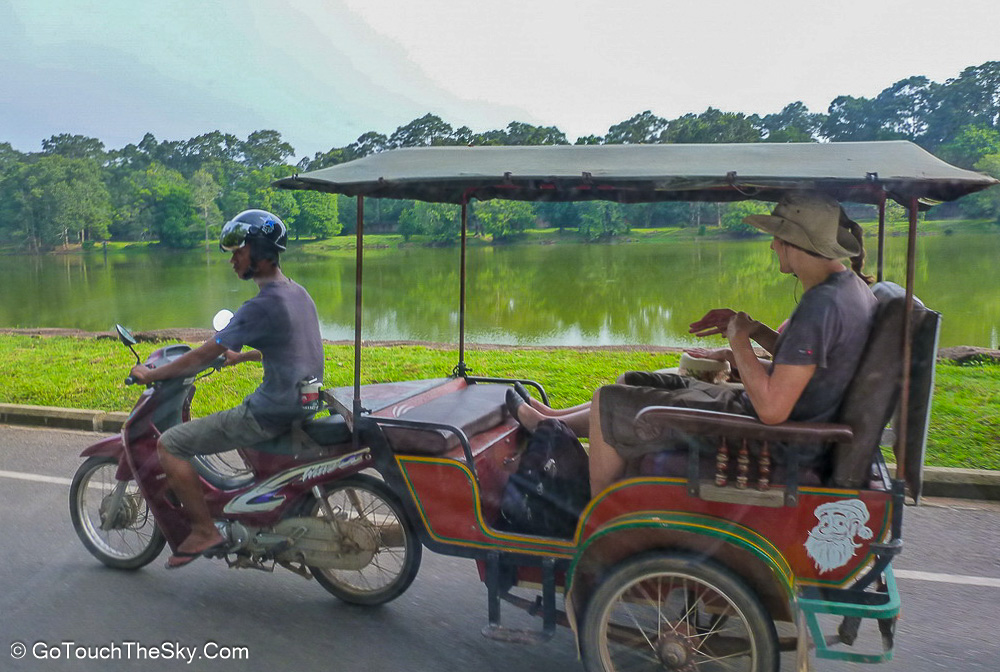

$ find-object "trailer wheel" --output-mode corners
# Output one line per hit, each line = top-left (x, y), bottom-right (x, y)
(581, 552), (778, 672)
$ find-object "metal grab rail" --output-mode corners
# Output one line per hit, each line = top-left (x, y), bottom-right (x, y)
(364, 416), (479, 480)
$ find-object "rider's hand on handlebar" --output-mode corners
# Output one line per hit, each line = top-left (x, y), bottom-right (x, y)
(222, 350), (243, 367)
(129, 364), (154, 385)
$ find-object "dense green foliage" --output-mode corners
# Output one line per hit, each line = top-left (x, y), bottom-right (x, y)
(0, 334), (996, 469)
(3, 60), (1000, 251)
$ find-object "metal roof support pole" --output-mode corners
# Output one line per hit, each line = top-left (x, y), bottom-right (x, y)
(456, 201), (469, 376)
(353, 196), (365, 448)
(876, 191), (887, 283)
(895, 197), (918, 482)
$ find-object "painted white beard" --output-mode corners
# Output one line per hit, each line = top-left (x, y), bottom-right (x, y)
(805, 531), (859, 574)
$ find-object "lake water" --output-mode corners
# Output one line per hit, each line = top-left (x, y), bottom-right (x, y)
(4, 234), (999, 349)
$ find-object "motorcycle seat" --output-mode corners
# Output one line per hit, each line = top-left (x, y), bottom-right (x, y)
(301, 414), (353, 446)
(248, 414), (354, 456)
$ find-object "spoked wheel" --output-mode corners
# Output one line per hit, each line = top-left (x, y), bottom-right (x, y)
(309, 474), (421, 605)
(70, 456), (166, 570)
(581, 553), (778, 672)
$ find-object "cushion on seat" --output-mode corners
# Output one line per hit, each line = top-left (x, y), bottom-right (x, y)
(380, 383), (510, 455)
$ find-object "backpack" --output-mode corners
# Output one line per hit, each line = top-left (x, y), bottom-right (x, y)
(496, 419), (590, 538)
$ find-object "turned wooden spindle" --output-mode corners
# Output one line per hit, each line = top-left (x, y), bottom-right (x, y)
(736, 439), (750, 489)
(758, 442), (772, 491)
(715, 439), (729, 486)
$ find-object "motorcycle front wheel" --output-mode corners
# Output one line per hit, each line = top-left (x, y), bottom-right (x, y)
(309, 474), (422, 605)
(70, 456), (166, 570)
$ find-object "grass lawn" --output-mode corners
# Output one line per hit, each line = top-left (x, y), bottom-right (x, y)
(0, 334), (996, 470)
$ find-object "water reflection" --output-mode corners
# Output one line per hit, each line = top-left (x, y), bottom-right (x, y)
(4, 235), (998, 349)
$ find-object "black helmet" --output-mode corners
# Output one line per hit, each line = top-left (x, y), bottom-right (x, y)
(219, 209), (287, 253)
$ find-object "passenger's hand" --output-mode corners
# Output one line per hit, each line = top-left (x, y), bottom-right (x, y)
(725, 311), (756, 341)
(689, 308), (737, 338)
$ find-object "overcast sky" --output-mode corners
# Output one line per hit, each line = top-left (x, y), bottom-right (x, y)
(2, 0), (998, 159)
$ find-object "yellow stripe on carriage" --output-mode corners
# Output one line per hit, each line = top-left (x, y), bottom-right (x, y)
(394, 454), (578, 557)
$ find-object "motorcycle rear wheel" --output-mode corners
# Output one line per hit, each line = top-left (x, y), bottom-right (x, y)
(70, 456), (166, 570)
(309, 474), (421, 605)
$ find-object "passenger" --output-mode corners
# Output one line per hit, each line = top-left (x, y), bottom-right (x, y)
(506, 191), (876, 496)
(129, 210), (324, 568)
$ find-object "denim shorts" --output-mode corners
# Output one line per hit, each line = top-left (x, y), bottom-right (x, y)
(159, 402), (277, 459)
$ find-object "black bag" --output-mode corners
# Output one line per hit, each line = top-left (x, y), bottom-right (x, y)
(497, 419), (590, 538)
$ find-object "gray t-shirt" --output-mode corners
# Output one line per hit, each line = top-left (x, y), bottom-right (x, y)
(772, 270), (877, 423)
(215, 279), (324, 433)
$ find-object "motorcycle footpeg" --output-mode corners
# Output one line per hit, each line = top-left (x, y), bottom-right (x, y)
(202, 541), (232, 559)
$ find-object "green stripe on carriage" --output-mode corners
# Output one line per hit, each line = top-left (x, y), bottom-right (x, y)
(565, 511), (796, 598)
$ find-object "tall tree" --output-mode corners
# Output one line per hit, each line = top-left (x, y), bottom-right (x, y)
(937, 124), (1000, 169)
(578, 201), (627, 240)
(346, 131), (389, 159)
(604, 110), (668, 144)
(760, 102), (823, 143)
(136, 163), (202, 247)
(291, 190), (340, 239)
(40, 134), (107, 162)
(480, 122), (569, 146)
(473, 200), (535, 240)
(534, 201), (581, 230)
(663, 108), (762, 143)
(0, 142), (24, 175)
(387, 113), (456, 148)
(820, 95), (880, 141)
(0, 155), (111, 251)
(240, 130), (295, 169)
(925, 61), (1000, 147)
(398, 201), (460, 242)
(190, 168), (222, 247)
(871, 76), (938, 141)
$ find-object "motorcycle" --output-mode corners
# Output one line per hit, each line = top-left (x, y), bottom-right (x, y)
(69, 322), (421, 605)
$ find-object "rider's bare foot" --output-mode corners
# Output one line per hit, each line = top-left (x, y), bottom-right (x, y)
(166, 528), (226, 569)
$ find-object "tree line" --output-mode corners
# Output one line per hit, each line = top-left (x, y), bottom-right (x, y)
(2, 61), (999, 252)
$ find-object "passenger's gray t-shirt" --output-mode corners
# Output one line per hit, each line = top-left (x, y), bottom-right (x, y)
(215, 279), (324, 433)
(771, 270), (877, 423)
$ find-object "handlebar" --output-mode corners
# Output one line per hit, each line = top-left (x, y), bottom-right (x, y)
(125, 354), (227, 388)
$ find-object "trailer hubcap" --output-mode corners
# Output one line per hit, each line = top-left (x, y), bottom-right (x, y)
(657, 631), (696, 671)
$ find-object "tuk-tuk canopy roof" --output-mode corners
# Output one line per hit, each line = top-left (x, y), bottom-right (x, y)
(274, 140), (998, 207)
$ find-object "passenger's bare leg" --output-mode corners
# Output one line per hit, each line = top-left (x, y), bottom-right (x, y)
(513, 403), (590, 437)
(159, 443), (224, 557)
(528, 398), (592, 417)
(559, 409), (590, 438)
(588, 389), (625, 497)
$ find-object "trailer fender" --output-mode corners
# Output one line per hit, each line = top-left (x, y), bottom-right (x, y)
(565, 512), (795, 646)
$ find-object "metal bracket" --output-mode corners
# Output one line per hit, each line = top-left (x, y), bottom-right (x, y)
(481, 553), (557, 644)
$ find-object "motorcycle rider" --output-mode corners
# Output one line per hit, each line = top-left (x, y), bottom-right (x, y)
(130, 209), (324, 569)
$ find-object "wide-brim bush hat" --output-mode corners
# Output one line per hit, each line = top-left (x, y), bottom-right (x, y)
(744, 191), (861, 260)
